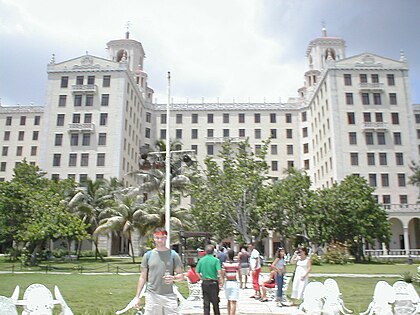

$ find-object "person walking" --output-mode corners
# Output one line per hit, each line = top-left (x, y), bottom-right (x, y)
(291, 247), (312, 302)
(134, 227), (184, 315)
(248, 243), (261, 299)
(222, 249), (240, 315)
(271, 247), (287, 304)
(196, 244), (224, 315)
(238, 246), (250, 289)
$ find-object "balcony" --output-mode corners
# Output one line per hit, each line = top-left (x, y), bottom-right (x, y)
(358, 82), (384, 91)
(72, 84), (97, 93)
(205, 136), (246, 143)
(362, 122), (389, 130)
(68, 123), (95, 133)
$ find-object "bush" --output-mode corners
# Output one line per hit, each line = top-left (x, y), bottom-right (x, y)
(310, 254), (322, 265)
(322, 243), (351, 265)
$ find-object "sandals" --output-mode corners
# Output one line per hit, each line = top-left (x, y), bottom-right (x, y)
(260, 298), (269, 302)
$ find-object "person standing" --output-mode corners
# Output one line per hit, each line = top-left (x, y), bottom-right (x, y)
(196, 244), (223, 315)
(222, 249), (240, 315)
(134, 227), (184, 315)
(238, 246), (250, 289)
(248, 243), (261, 299)
(271, 247), (286, 304)
(291, 247), (312, 301)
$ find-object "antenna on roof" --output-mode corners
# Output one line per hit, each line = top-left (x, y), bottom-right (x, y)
(321, 20), (327, 37)
(126, 21), (131, 39)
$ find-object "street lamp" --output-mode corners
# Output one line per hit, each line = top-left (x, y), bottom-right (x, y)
(165, 71), (171, 247)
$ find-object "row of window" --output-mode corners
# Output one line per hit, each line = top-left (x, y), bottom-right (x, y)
(4, 115), (41, 126)
(160, 112), (304, 124)
(60, 75), (111, 88)
(52, 153), (106, 167)
(56, 113), (108, 126)
(345, 92), (397, 105)
(349, 131), (402, 145)
(350, 152), (405, 166)
(3, 130), (40, 141)
(366, 173), (407, 187)
(2, 146), (37, 157)
(344, 73), (395, 86)
(58, 94), (110, 107)
(54, 133), (107, 146)
(50, 173), (105, 182)
(158, 128), (295, 140)
(0, 161), (36, 172)
(347, 112), (400, 124)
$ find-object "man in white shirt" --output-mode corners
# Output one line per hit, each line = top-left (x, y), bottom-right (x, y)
(248, 243), (261, 299)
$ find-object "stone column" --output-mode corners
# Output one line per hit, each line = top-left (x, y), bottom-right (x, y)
(381, 242), (388, 255)
(268, 230), (273, 258)
(404, 227), (410, 255)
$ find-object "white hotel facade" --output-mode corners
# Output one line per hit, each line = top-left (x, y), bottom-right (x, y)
(1, 29), (419, 257)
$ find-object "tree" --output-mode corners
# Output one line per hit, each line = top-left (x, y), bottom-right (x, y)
(408, 161), (420, 200)
(189, 139), (270, 243)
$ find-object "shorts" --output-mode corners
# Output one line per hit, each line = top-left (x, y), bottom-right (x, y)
(224, 281), (239, 301)
(144, 292), (179, 315)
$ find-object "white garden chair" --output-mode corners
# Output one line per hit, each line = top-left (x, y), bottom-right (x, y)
(0, 296), (18, 315)
(393, 281), (420, 315)
(299, 281), (326, 315)
(322, 278), (352, 315)
(359, 281), (395, 315)
(186, 278), (202, 301)
(20, 283), (55, 315)
(54, 286), (74, 315)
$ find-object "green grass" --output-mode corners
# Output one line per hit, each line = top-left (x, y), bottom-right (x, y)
(0, 257), (418, 314)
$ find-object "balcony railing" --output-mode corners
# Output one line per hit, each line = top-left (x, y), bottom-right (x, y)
(382, 203), (419, 213)
(362, 122), (389, 130)
(205, 136), (247, 143)
(72, 84), (97, 93)
(68, 123), (95, 133)
(359, 82), (384, 90)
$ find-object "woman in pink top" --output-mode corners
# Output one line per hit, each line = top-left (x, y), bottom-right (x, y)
(222, 249), (240, 315)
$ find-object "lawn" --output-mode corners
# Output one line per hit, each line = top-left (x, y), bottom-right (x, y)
(0, 258), (418, 314)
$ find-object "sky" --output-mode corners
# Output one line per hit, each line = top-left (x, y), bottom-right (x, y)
(1, 0), (420, 106)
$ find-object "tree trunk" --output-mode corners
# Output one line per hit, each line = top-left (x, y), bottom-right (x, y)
(30, 243), (42, 266)
(93, 238), (105, 262)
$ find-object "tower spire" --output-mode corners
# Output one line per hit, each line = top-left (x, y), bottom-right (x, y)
(125, 21), (131, 39)
(322, 20), (327, 37)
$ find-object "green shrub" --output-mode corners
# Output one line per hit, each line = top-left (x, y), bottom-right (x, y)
(321, 243), (351, 265)
(310, 254), (322, 265)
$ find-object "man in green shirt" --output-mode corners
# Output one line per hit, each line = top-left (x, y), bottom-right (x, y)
(196, 245), (223, 315)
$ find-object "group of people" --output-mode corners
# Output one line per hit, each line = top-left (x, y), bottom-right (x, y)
(134, 227), (312, 315)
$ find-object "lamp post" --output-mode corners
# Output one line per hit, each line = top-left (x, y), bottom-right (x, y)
(165, 71), (171, 247)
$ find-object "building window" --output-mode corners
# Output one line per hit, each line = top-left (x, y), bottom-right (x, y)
(176, 114), (183, 124)
(100, 113), (108, 125)
(302, 127), (308, 137)
(160, 129), (166, 139)
(379, 153), (387, 165)
(98, 133), (107, 145)
(16, 146), (23, 156)
(176, 129), (182, 139)
(3, 131), (10, 141)
(54, 134), (63, 146)
(161, 114), (167, 124)
(287, 145), (293, 155)
(285, 113), (292, 123)
(400, 195), (408, 204)
(56, 114), (65, 126)
(0, 162), (6, 172)
(145, 127), (151, 139)
(362, 93), (370, 105)
(97, 153), (105, 166)
(53, 154), (61, 166)
(20, 116), (26, 126)
(2, 146), (8, 156)
(87, 75), (95, 85)
(365, 132), (374, 145)
(303, 143), (309, 153)
(103, 75), (111, 87)
(82, 134), (90, 146)
(255, 145), (262, 154)
(286, 129), (293, 139)
(377, 132), (386, 145)
(5, 116), (12, 126)
(239, 129), (245, 137)
(207, 113), (214, 123)
(34, 116), (41, 126)
(255, 129), (261, 139)
(76, 76), (84, 85)
(207, 144), (214, 155)
(389, 93), (397, 105)
(271, 161), (278, 171)
(347, 112), (355, 124)
(367, 153), (375, 165)
(74, 94), (82, 106)
(85, 94), (94, 106)
(344, 74), (352, 86)
(270, 113), (276, 123)
(192, 113), (198, 124)
(375, 112), (383, 122)
(207, 129), (214, 138)
(238, 113), (245, 123)
(391, 113), (399, 124)
(101, 94), (109, 106)
(373, 93), (381, 105)
(398, 173), (406, 187)
(18, 131), (24, 141)
(32, 131), (39, 140)
(287, 161), (294, 169)
(223, 129), (230, 138)
(382, 195), (391, 204)
(395, 152), (404, 166)
(350, 152), (359, 166)
(359, 74), (367, 83)
(393, 132), (402, 145)
(72, 113), (80, 123)
(81, 153), (89, 166)
(270, 129), (277, 139)
(371, 74), (379, 83)
(68, 153), (77, 167)
(381, 174), (389, 187)
(191, 145), (198, 154)
(192, 129), (198, 139)
(31, 146), (37, 156)
(59, 95), (67, 107)
(271, 144), (278, 155)
(345, 93), (354, 105)
(223, 113), (229, 123)
(363, 112), (371, 122)
(349, 132), (357, 145)
(301, 111), (307, 122)
(368, 174), (377, 187)
(60, 76), (69, 88)
(254, 113), (261, 123)
(70, 134), (79, 146)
